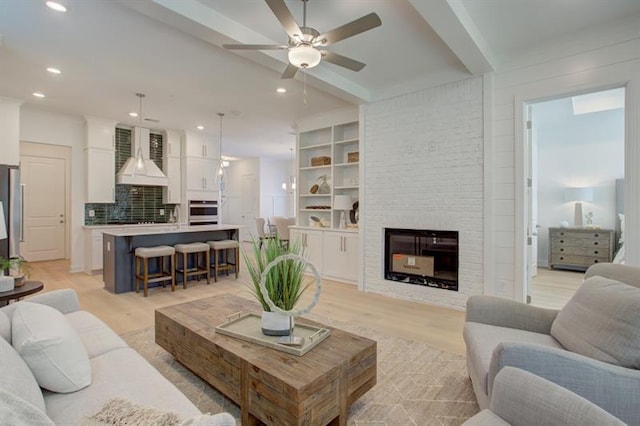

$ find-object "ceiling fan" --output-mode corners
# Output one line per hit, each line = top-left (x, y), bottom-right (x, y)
(223, 0), (382, 79)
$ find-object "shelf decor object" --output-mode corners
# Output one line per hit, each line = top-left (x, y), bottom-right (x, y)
(311, 156), (331, 167)
(564, 187), (594, 227)
(347, 151), (359, 163)
(334, 195), (353, 229)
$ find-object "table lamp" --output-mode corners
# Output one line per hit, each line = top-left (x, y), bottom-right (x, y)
(564, 187), (594, 227)
(334, 195), (353, 229)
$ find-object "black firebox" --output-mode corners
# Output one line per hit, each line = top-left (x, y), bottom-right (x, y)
(384, 228), (459, 291)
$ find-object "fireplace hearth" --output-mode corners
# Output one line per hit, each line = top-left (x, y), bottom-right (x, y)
(384, 228), (459, 291)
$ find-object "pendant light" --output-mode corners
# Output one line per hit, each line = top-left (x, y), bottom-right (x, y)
(217, 112), (226, 194)
(133, 93), (147, 175)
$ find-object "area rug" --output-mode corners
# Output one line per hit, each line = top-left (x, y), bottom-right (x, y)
(121, 316), (479, 425)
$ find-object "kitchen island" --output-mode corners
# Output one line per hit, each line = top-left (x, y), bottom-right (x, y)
(102, 225), (240, 294)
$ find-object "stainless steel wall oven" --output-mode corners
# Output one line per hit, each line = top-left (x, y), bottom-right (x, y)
(189, 200), (218, 225)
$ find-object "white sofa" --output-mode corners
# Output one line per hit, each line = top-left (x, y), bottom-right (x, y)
(0, 289), (235, 425)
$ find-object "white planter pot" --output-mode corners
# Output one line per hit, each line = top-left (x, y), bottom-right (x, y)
(261, 311), (293, 336)
(0, 276), (15, 292)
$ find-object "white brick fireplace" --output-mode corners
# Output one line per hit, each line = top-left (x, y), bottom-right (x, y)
(361, 77), (484, 309)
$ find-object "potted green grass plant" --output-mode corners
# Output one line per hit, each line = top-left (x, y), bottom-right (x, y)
(243, 236), (309, 336)
(0, 256), (30, 292)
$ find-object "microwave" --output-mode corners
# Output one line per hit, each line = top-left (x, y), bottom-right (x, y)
(189, 200), (218, 225)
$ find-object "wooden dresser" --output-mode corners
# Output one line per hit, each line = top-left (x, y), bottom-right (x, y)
(549, 227), (615, 271)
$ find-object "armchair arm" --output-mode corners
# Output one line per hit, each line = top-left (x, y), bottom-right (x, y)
(21, 289), (80, 314)
(485, 367), (625, 426)
(489, 342), (640, 425)
(465, 296), (559, 334)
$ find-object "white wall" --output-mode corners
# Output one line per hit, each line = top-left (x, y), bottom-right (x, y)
(362, 77), (484, 310)
(19, 107), (86, 272)
(259, 158), (291, 220)
(490, 30), (640, 300)
(534, 102), (624, 266)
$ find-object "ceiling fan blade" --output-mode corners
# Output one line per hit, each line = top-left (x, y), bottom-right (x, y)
(265, 0), (303, 40)
(281, 64), (299, 79)
(321, 51), (366, 72)
(223, 44), (288, 50)
(316, 13), (382, 46)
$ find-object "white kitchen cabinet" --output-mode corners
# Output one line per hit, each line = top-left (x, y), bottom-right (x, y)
(85, 148), (115, 203)
(85, 117), (116, 150)
(162, 130), (182, 204)
(290, 228), (324, 276)
(85, 117), (117, 203)
(185, 157), (218, 201)
(322, 231), (359, 283)
(184, 130), (218, 159)
(164, 129), (182, 158)
(84, 226), (121, 273)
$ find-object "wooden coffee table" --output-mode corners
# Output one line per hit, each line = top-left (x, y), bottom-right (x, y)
(155, 294), (376, 426)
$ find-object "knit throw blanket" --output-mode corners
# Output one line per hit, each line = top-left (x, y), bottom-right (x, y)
(80, 398), (180, 426)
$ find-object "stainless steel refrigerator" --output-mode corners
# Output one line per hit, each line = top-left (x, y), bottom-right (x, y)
(0, 165), (22, 260)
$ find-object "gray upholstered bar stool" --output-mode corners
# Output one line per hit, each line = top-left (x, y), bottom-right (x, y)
(174, 242), (211, 288)
(207, 239), (240, 282)
(134, 245), (175, 297)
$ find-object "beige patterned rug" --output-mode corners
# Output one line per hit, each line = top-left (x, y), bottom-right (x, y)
(121, 316), (479, 425)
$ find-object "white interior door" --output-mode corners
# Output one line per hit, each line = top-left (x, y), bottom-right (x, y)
(20, 155), (66, 261)
(240, 173), (258, 241)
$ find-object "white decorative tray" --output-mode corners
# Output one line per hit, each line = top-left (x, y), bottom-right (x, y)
(215, 312), (331, 356)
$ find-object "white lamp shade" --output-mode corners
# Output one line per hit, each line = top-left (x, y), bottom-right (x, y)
(288, 45), (321, 69)
(564, 187), (594, 202)
(334, 195), (353, 211)
(0, 201), (7, 240)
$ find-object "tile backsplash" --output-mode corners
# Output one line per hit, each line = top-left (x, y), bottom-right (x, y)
(84, 128), (177, 225)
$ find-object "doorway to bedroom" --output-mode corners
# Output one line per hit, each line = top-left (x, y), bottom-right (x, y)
(527, 87), (625, 309)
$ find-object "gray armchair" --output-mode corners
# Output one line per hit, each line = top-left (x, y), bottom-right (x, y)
(463, 367), (625, 426)
(464, 263), (640, 425)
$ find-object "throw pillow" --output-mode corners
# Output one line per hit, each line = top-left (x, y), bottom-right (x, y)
(551, 276), (640, 368)
(0, 309), (10, 341)
(0, 335), (47, 413)
(11, 302), (91, 393)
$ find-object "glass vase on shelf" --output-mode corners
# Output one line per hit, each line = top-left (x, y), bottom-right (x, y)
(317, 175), (330, 194)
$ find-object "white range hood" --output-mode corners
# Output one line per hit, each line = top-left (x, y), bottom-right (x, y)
(116, 127), (168, 186)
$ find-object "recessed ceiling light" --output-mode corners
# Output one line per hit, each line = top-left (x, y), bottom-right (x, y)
(276, 87), (287, 94)
(129, 112), (138, 117)
(197, 125), (205, 130)
(33, 92), (46, 98)
(46, 67), (61, 74)
(45, 1), (67, 12)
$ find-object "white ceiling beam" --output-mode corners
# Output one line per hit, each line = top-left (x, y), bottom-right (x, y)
(408, 0), (495, 75)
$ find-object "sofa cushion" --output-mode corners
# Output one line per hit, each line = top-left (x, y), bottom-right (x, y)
(463, 322), (563, 396)
(551, 276), (640, 368)
(43, 347), (201, 425)
(65, 311), (129, 359)
(0, 335), (46, 413)
(0, 388), (54, 426)
(0, 309), (10, 342)
(12, 302), (92, 393)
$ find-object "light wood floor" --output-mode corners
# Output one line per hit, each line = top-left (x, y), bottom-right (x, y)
(25, 256), (468, 355)
(531, 267), (584, 310)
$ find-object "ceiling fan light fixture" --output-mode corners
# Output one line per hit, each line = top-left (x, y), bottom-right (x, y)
(288, 44), (321, 69)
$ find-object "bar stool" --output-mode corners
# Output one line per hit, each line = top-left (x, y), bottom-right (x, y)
(207, 239), (240, 282)
(174, 242), (210, 287)
(134, 245), (175, 297)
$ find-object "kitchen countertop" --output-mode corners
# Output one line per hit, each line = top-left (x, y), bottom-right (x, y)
(82, 223), (185, 229)
(102, 224), (242, 237)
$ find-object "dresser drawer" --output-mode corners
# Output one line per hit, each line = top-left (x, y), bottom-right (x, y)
(550, 230), (611, 239)
(551, 237), (611, 249)
(551, 245), (608, 256)
(550, 254), (608, 267)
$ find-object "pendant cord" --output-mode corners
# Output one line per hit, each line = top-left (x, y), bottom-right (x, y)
(303, 70), (307, 105)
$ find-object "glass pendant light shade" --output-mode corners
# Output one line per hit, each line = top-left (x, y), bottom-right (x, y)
(288, 44), (321, 69)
